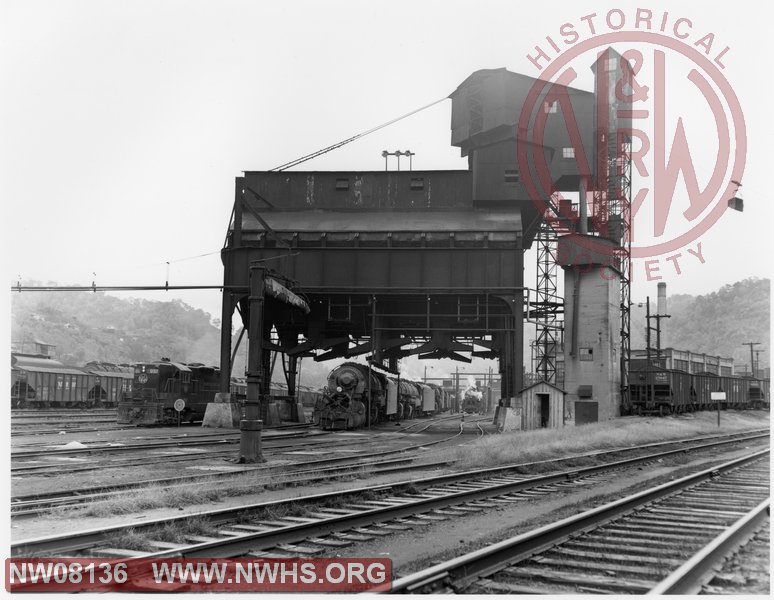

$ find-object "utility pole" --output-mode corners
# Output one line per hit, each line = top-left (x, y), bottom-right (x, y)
(743, 342), (760, 378)
(646, 297), (653, 408)
(646, 306), (671, 365)
(644, 295), (671, 410)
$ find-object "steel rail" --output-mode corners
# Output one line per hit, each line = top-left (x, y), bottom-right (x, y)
(9, 417), (477, 477)
(11, 459), (453, 516)
(11, 427), (767, 479)
(11, 433), (768, 557)
(14, 429), (766, 509)
(11, 420), (483, 514)
(12, 424), (314, 448)
(11, 413), (478, 462)
(648, 498), (771, 595)
(12, 410), (118, 416)
(12, 426), (134, 437)
(10, 429), (323, 458)
(383, 448), (770, 593)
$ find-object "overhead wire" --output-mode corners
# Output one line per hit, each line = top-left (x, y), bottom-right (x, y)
(270, 96), (449, 172)
(18, 97), (451, 291)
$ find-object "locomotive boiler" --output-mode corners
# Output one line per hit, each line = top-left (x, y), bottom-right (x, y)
(314, 362), (450, 429)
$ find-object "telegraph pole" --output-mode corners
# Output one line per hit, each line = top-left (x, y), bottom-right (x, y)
(743, 342), (761, 378)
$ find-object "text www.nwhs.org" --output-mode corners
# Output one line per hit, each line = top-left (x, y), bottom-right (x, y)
(5, 558), (392, 592)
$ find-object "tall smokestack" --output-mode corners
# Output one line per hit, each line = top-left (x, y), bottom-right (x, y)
(657, 282), (667, 315)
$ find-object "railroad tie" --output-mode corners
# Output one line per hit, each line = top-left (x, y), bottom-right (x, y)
(274, 543), (325, 555)
(305, 537), (353, 547)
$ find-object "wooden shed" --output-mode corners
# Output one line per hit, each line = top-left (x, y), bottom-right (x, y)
(517, 381), (566, 430)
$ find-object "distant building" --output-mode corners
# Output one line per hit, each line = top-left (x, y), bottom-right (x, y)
(11, 340), (56, 357)
(630, 347), (735, 376)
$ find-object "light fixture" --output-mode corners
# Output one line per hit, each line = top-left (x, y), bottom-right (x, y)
(727, 180), (743, 212)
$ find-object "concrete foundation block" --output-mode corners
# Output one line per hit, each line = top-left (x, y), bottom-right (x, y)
(294, 402), (306, 423)
(202, 403), (241, 428)
(264, 402), (281, 427)
(502, 407), (523, 431)
(277, 400), (293, 421)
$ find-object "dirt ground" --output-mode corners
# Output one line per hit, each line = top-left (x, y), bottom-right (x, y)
(11, 414), (490, 497)
(11, 411), (770, 556)
(315, 444), (769, 577)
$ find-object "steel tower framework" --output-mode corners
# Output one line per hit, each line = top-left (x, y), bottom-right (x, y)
(532, 193), (569, 387)
(592, 130), (632, 409)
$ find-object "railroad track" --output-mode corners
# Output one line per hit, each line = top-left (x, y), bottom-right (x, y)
(10, 418), (315, 437)
(387, 450), (769, 594)
(12, 418), (488, 515)
(11, 412), (461, 453)
(10, 414), (481, 476)
(11, 429), (323, 459)
(698, 520), (770, 594)
(12, 409), (118, 417)
(11, 431), (768, 559)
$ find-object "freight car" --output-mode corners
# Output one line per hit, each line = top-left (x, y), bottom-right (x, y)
(117, 360), (221, 425)
(11, 353), (130, 408)
(627, 365), (769, 415)
(313, 363), (452, 429)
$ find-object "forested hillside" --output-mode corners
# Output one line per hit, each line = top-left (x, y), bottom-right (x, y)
(10, 278), (769, 389)
(10, 284), (331, 387)
(11, 286), (222, 367)
(629, 277), (769, 370)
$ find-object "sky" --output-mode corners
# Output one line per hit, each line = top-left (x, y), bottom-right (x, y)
(2, 0), (773, 348)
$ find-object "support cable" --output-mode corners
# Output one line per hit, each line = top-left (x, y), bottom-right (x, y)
(270, 97), (448, 172)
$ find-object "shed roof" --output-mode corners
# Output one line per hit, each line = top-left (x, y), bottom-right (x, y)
(520, 380), (566, 394)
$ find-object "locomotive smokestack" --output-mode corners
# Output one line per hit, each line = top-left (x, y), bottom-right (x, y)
(657, 282), (667, 315)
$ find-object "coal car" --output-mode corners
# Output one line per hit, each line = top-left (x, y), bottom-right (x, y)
(11, 353), (129, 408)
(628, 364), (769, 415)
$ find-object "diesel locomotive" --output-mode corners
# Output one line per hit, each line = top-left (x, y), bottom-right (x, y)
(117, 360), (221, 425)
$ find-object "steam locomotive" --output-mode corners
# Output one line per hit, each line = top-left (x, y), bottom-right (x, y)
(460, 387), (485, 414)
(313, 362), (451, 429)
